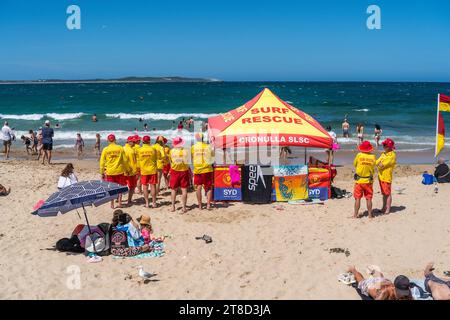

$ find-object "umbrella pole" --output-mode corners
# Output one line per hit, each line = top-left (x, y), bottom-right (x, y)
(81, 203), (92, 234)
(82, 203), (97, 253)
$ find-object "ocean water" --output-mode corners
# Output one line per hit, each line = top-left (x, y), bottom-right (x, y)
(1, 82), (450, 151)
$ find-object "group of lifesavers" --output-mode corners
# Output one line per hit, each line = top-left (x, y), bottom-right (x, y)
(353, 138), (397, 219)
(99, 133), (214, 213)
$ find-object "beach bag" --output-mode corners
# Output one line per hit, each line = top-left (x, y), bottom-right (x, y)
(72, 224), (109, 254)
(110, 229), (129, 249)
(331, 186), (346, 199)
(56, 235), (84, 253)
(422, 174), (434, 185)
(85, 233), (108, 255)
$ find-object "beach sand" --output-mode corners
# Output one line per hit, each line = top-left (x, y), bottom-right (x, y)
(0, 159), (449, 300)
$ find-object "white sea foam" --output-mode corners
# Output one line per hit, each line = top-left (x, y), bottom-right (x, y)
(0, 114), (44, 121)
(105, 112), (218, 120)
(0, 113), (85, 121)
(14, 129), (198, 142)
(46, 113), (85, 120)
(353, 109), (370, 112)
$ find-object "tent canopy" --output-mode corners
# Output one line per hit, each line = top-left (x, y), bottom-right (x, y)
(208, 88), (333, 149)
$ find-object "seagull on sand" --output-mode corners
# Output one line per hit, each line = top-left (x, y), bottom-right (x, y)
(137, 266), (155, 280)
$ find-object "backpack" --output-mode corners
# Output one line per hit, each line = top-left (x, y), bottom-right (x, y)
(331, 186), (346, 199)
(56, 235), (84, 253)
(110, 229), (129, 249)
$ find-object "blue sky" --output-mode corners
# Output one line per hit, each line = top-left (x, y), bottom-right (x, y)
(0, 0), (449, 81)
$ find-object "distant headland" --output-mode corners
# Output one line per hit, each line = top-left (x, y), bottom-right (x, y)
(0, 76), (222, 84)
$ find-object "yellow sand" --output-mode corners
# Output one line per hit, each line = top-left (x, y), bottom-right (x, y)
(0, 160), (449, 299)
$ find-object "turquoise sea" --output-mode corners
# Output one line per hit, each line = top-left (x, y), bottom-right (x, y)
(1, 82), (450, 151)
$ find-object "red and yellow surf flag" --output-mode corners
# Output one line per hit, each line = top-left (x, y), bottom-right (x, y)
(435, 94), (450, 157)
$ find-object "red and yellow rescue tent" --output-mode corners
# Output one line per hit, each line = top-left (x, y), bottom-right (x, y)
(208, 88), (332, 149)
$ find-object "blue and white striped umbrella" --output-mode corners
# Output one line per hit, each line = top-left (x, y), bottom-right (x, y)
(33, 180), (129, 217)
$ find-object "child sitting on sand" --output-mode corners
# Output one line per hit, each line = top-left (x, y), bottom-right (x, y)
(137, 214), (164, 244)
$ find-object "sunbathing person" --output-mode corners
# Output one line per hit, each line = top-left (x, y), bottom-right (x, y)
(424, 263), (450, 300)
(347, 266), (412, 300)
(0, 184), (11, 196)
(110, 209), (149, 257)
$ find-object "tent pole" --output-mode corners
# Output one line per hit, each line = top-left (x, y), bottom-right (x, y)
(304, 148), (307, 165)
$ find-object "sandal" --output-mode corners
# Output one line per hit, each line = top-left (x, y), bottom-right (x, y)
(338, 272), (356, 285)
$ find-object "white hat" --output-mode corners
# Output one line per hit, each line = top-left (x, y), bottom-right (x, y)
(45, 120), (50, 125)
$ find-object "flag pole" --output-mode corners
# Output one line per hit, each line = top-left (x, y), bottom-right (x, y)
(435, 94), (440, 158)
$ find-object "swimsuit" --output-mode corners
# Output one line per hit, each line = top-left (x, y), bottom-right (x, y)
(358, 277), (391, 297)
(424, 273), (450, 292)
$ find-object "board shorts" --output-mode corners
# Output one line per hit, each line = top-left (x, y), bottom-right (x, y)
(169, 169), (190, 189)
(194, 172), (214, 191)
(354, 183), (373, 200)
(141, 174), (158, 186)
(43, 143), (53, 151)
(379, 181), (392, 196)
(125, 175), (137, 189)
(162, 164), (171, 175)
(105, 174), (126, 186)
(3, 140), (11, 146)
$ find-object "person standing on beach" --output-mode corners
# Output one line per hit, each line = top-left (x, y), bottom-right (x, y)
(169, 137), (190, 213)
(36, 127), (43, 161)
(74, 133), (84, 159)
(376, 138), (396, 214)
(153, 136), (167, 195)
(133, 135), (143, 194)
(99, 134), (130, 209)
(41, 120), (54, 165)
(353, 141), (376, 219)
(356, 123), (364, 145)
(123, 136), (139, 205)
(94, 133), (101, 159)
(1, 121), (13, 159)
(137, 135), (160, 208)
(374, 124), (383, 147)
(326, 126), (338, 164)
(162, 140), (171, 189)
(342, 118), (350, 138)
(191, 133), (214, 210)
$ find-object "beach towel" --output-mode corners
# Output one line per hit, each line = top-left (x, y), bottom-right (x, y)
(410, 279), (433, 300)
(308, 167), (330, 200)
(241, 165), (273, 204)
(274, 175), (309, 202)
(228, 165), (241, 185)
(213, 166), (242, 201)
(112, 241), (165, 259)
(273, 165), (308, 202)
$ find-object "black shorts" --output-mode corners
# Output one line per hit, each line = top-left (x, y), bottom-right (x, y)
(3, 140), (11, 147)
(43, 143), (53, 151)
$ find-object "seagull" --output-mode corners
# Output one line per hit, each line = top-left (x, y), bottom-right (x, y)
(137, 266), (155, 281)
(395, 187), (406, 194)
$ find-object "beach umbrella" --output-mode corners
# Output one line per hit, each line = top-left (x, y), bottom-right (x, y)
(32, 180), (128, 232)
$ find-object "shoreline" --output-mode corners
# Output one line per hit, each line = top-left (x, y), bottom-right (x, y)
(3, 145), (449, 165)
